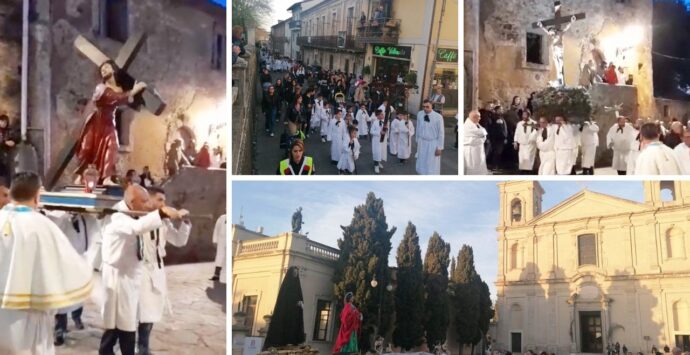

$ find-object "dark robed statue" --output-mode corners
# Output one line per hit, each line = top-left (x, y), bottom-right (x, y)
(292, 207), (303, 233)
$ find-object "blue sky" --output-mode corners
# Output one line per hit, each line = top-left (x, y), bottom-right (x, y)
(210, 0), (226, 7)
(232, 181), (645, 298)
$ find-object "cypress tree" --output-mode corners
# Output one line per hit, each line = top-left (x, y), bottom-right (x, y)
(393, 222), (425, 350)
(263, 266), (306, 349)
(475, 278), (494, 350)
(422, 232), (451, 349)
(333, 192), (396, 351)
(451, 245), (480, 354)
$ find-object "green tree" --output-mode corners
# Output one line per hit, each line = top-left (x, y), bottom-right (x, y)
(451, 245), (480, 355)
(333, 192), (396, 351)
(232, 0), (272, 28)
(393, 222), (425, 350)
(422, 232), (451, 349)
(263, 267), (305, 350)
(474, 278), (494, 351)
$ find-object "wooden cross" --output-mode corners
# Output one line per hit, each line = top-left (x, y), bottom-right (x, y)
(44, 33), (167, 190)
(531, 1), (586, 30)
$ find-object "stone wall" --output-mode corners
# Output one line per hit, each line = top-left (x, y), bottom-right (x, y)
(655, 97), (690, 124)
(30, 0), (226, 183)
(231, 46), (256, 175)
(0, 0), (21, 124)
(476, 0), (655, 117)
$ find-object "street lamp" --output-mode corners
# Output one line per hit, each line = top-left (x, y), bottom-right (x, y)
(370, 275), (394, 340)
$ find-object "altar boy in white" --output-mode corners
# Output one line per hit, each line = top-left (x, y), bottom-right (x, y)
(137, 187), (192, 355)
(99, 185), (187, 355)
(0, 172), (93, 355)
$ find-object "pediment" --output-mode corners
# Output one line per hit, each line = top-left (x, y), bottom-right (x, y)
(529, 190), (648, 225)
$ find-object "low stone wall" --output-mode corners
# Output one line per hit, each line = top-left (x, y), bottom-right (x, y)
(232, 46), (258, 175)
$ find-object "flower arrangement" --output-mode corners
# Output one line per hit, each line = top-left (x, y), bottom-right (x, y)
(532, 86), (593, 124)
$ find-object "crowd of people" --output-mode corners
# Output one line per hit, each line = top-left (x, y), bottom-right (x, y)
(487, 344), (689, 355)
(465, 96), (690, 175)
(259, 50), (448, 175)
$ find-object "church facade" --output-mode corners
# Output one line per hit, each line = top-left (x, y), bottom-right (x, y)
(493, 181), (690, 354)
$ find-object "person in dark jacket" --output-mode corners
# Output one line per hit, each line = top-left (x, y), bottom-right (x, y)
(262, 86), (280, 136)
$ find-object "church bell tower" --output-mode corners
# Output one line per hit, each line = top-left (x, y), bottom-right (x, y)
(644, 181), (690, 206)
(498, 181), (545, 227)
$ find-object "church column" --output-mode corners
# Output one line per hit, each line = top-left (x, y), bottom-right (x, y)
(567, 293), (578, 353)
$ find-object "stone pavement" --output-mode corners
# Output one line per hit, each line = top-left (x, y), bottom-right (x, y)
(57, 262), (226, 355)
(252, 72), (459, 175)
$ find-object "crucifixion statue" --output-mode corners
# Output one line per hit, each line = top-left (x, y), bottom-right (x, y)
(532, 1), (586, 87)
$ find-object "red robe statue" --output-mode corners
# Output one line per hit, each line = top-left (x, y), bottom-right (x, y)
(195, 145), (212, 168)
(75, 84), (129, 181)
(333, 302), (361, 354)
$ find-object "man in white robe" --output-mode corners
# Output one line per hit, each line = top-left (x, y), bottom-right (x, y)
(0, 172), (93, 355)
(580, 121), (600, 175)
(99, 185), (187, 355)
(463, 110), (488, 175)
(513, 112), (538, 174)
(571, 125), (582, 175)
(389, 115), (402, 156)
(396, 112), (415, 163)
(554, 116), (576, 175)
(536, 117), (557, 175)
(416, 99), (445, 175)
(370, 109), (386, 174)
(355, 104), (370, 138)
(606, 117), (635, 175)
(626, 119), (644, 173)
(634, 123), (682, 175)
(211, 214), (227, 283)
(328, 111), (347, 164)
(674, 129), (690, 174)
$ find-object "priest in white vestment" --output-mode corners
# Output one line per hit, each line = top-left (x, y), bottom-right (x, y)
(634, 123), (682, 175)
(0, 172), (93, 355)
(211, 214), (227, 283)
(674, 129), (690, 174)
(606, 117), (636, 175)
(554, 117), (576, 175)
(416, 100), (445, 175)
(536, 117), (557, 175)
(513, 112), (538, 174)
(99, 185), (187, 355)
(464, 110), (488, 175)
(580, 121), (600, 175)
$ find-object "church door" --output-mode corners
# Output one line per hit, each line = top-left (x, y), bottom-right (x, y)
(580, 311), (603, 353)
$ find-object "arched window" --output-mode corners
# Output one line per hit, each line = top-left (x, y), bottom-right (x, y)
(511, 199), (522, 222)
(667, 228), (686, 259)
(661, 181), (676, 202)
(578, 234), (597, 266)
(510, 243), (518, 270)
(673, 301), (690, 331)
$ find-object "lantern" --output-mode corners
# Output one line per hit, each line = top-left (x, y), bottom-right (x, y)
(83, 164), (99, 193)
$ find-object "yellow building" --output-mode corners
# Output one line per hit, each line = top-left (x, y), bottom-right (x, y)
(494, 181), (690, 354)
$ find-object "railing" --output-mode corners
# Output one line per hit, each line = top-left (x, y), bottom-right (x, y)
(239, 240), (280, 254)
(271, 36), (289, 44)
(305, 241), (339, 261)
(296, 35), (365, 52)
(356, 18), (401, 45)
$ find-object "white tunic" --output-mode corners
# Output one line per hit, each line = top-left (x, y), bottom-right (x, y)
(674, 143), (690, 174)
(328, 120), (347, 162)
(355, 110), (370, 137)
(580, 122), (600, 168)
(415, 110), (445, 175)
(320, 110), (331, 137)
(101, 201), (163, 332)
(370, 120), (387, 163)
(634, 142), (682, 175)
(554, 124), (575, 175)
(0, 205), (92, 354)
(337, 138), (361, 173)
(536, 125), (557, 175)
(463, 120), (488, 175)
(606, 123), (635, 171)
(389, 119), (402, 156)
(310, 100), (323, 129)
(212, 215), (227, 284)
(514, 120), (538, 170)
(138, 220), (191, 323)
(397, 120), (415, 160)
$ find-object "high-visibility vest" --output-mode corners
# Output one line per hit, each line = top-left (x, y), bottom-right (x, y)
(279, 157), (314, 175)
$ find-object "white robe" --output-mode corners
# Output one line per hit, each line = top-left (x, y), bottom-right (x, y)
(355, 110), (370, 137)
(0, 205), (92, 354)
(328, 120), (347, 162)
(463, 120), (488, 175)
(674, 143), (690, 174)
(536, 125), (557, 175)
(320, 109), (331, 137)
(580, 122), (600, 168)
(415, 110), (445, 175)
(634, 142), (682, 175)
(389, 119), (402, 156)
(514, 120), (538, 171)
(572, 128), (581, 168)
(101, 201), (163, 332)
(626, 131), (641, 173)
(554, 124), (575, 175)
(370, 120), (387, 163)
(310, 100), (323, 129)
(337, 138), (361, 173)
(212, 215), (227, 284)
(606, 123), (635, 172)
(397, 120), (415, 160)
(138, 220), (191, 323)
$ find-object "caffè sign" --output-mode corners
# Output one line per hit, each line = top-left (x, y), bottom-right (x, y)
(436, 48), (458, 63)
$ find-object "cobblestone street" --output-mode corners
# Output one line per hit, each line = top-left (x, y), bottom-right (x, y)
(57, 262), (226, 355)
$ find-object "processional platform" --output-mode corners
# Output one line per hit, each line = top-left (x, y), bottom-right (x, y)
(39, 185), (123, 212)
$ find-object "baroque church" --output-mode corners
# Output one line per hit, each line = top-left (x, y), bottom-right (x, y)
(493, 181), (690, 354)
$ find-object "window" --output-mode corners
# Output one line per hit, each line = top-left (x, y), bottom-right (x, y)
(332, 12), (337, 35)
(578, 234), (597, 266)
(347, 7), (354, 36)
(510, 243), (518, 270)
(511, 199), (522, 222)
(526, 33), (544, 64)
(212, 33), (226, 70)
(511, 332), (522, 353)
(102, 0), (128, 42)
(313, 300), (332, 341)
(676, 334), (690, 352)
(666, 228), (686, 259)
(242, 295), (258, 334)
(661, 181), (676, 202)
(674, 301), (690, 331)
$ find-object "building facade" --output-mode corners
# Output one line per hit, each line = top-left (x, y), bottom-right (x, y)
(493, 181), (690, 354)
(270, 19), (290, 57)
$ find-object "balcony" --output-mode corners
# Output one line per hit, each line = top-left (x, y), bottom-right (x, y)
(270, 36), (288, 44)
(289, 20), (301, 30)
(356, 18), (401, 45)
(297, 35), (365, 53)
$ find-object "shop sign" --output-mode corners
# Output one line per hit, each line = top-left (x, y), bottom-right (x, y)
(372, 45), (412, 60)
(436, 48), (458, 63)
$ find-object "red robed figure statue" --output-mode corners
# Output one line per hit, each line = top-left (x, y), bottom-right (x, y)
(333, 292), (362, 354)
